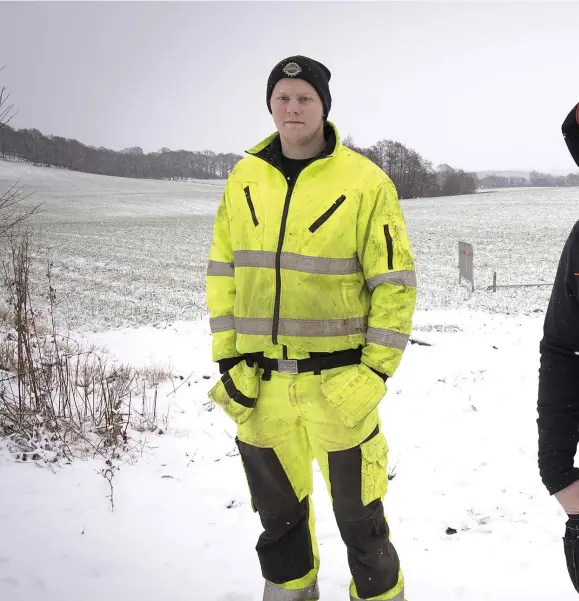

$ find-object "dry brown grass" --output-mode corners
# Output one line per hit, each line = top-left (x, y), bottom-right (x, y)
(138, 362), (172, 388)
(0, 231), (161, 462)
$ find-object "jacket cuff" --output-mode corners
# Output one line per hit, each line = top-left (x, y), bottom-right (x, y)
(543, 467), (579, 496)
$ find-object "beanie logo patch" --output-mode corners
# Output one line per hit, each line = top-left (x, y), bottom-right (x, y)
(282, 62), (302, 77)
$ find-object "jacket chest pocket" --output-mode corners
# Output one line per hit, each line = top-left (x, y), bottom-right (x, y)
(296, 194), (356, 256)
(308, 195), (346, 233)
(232, 182), (264, 249)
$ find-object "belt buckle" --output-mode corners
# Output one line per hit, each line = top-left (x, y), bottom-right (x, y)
(277, 359), (298, 375)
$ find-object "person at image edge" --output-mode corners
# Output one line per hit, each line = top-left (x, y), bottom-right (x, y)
(538, 101), (579, 593)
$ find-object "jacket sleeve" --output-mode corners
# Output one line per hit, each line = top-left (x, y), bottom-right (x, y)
(356, 177), (417, 378)
(206, 179), (241, 362)
(538, 221), (579, 495)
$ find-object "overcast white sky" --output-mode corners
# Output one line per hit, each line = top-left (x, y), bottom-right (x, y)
(1, 1), (579, 172)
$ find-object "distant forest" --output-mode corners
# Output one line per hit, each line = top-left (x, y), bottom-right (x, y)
(478, 172), (579, 189)
(2, 123), (577, 199)
(343, 135), (478, 199)
(0, 125), (241, 181)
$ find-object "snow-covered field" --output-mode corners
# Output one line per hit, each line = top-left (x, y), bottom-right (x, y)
(0, 161), (223, 331)
(1, 160), (579, 600)
(2, 160), (578, 331)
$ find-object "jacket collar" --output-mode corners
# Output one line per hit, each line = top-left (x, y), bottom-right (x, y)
(246, 121), (341, 171)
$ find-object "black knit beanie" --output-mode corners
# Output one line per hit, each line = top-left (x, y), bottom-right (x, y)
(266, 55), (332, 118)
(562, 102), (579, 168)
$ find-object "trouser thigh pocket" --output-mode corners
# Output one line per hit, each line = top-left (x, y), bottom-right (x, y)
(360, 430), (389, 506)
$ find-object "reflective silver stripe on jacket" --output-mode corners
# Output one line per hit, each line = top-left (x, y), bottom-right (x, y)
(366, 327), (409, 350)
(366, 270), (417, 292)
(264, 581), (319, 601)
(206, 260), (234, 277)
(235, 316), (367, 337)
(213, 316), (408, 347)
(234, 250), (275, 269)
(209, 315), (235, 333)
(234, 250), (361, 275)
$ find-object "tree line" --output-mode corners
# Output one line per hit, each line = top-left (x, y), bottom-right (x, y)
(342, 136), (478, 199)
(0, 125), (242, 180)
(0, 121), (482, 198)
(478, 171), (579, 189)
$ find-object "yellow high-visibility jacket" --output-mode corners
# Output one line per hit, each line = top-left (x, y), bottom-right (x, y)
(206, 122), (416, 378)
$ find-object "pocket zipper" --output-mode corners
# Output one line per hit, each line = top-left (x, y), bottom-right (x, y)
(309, 195), (346, 233)
(244, 186), (259, 227)
(384, 224), (394, 270)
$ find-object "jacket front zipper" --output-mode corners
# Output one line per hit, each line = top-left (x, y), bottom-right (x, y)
(252, 149), (330, 346)
(272, 180), (296, 345)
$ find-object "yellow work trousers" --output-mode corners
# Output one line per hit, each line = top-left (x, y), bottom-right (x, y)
(222, 362), (405, 601)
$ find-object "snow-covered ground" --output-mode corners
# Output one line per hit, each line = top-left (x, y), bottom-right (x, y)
(1, 161), (578, 600)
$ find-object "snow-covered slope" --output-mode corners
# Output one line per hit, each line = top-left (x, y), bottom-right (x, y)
(0, 158), (225, 221)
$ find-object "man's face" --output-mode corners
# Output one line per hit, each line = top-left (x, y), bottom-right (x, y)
(270, 78), (324, 143)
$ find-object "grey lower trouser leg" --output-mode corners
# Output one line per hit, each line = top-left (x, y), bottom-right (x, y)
(263, 581), (319, 601)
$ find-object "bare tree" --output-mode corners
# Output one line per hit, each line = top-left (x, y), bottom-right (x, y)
(0, 66), (18, 132)
(0, 70), (41, 235)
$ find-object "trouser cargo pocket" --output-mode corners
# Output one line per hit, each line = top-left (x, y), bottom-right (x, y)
(208, 359), (260, 425)
(360, 430), (389, 505)
(320, 363), (386, 429)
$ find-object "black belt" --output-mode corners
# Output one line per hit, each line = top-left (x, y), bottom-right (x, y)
(247, 346), (362, 379)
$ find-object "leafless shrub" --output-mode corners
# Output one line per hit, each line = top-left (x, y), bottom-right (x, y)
(0, 232), (164, 468)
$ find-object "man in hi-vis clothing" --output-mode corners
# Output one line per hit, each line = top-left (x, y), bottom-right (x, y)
(206, 56), (416, 601)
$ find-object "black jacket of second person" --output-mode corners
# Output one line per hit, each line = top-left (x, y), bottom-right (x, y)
(563, 103), (579, 168)
(538, 220), (579, 494)
(537, 105), (579, 495)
